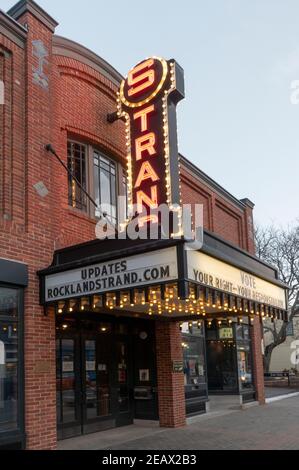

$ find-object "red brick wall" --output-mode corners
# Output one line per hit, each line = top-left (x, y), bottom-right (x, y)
(180, 167), (254, 252)
(8, 9), (58, 450)
(155, 321), (186, 427)
(0, 34), (26, 229)
(50, 53), (125, 249)
(0, 6), (125, 449)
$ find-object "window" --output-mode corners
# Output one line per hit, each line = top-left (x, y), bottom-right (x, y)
(0, 287), (19, 433)
(286, 320), (294, 337)
(67, 140), (124, 225)
(67, 141), (87, 211)
(181, 322), (208, 415)
(93, 151), (117, 225)
(237, 346), (253, 390)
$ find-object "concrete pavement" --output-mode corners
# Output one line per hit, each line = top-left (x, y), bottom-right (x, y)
(58, 395), (299, 451)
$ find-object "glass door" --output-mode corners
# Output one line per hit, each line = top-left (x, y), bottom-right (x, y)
(81, 333), (114, 434)
(56, 319), (135, 440)
(56, 337), (81, 439)
(115, 339), (133, 427)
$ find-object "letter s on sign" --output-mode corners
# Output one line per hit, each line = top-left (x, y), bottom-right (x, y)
(128, 59), (155, 97)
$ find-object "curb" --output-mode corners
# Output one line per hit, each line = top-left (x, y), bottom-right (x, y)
(265, 391), (299, 404)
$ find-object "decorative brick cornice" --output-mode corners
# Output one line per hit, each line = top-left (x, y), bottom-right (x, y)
(53, 35), (123, 87)
(0, 10), (27, 48)
(57, 66), (117, 101)
(240, 198), (255, 209)
(180, 154), (246, 211)
(7, 0), (58, 32)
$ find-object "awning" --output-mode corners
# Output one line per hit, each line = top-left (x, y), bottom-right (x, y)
(38, 232), (289, 322)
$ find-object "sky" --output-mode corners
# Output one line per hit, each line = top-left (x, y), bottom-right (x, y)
(3, 0), (299, 227)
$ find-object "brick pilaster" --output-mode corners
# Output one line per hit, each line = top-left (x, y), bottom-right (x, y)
(8, 0), (58, 450)
(251, 316), (265, 404)
(155, 321), (186, 427)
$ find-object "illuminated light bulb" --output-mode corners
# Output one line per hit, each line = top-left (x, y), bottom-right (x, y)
(81, 306), (85, 311)
(69, 307), (73, 312)
(58, 309), (63, 314)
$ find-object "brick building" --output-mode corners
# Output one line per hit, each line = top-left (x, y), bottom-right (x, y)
(0, 0), (288, 450)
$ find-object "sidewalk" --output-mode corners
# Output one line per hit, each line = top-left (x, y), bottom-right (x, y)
(58, 395), (299, 450)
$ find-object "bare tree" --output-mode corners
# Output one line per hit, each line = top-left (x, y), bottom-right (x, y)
(255, 223), (299, 371)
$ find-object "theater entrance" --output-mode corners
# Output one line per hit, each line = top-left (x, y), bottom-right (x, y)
(56, 314), (158, 440)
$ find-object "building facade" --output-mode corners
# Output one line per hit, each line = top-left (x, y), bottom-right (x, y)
(0, 0), (288, 450)
(265, 313), (299, 372)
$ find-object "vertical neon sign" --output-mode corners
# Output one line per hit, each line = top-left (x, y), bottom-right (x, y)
(118, 57), (185, 228)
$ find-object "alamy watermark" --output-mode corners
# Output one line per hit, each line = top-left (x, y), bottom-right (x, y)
(290, 340), (299, 365)
(290, 80), (299, 104)
(95, 197), (204, 251)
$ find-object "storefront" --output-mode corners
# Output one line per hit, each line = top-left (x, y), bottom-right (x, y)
(0, 259), (27, 449)
(38, 233), (288, 439)
(56, 314), (158, 439)
(0, 0), (289, 449)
